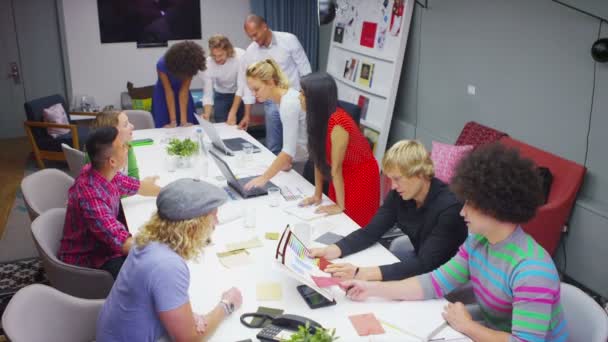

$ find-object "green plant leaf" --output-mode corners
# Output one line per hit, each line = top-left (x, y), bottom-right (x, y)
(166, 138), (199, 157)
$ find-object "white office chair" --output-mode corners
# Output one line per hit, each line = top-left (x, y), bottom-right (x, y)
(2, 284), (104, 342)
(124, 109), (154, 130)
(31, 208), (114, 299)
(560, 282), (608, 341)
(61, 143), (86, 178)
(20, 168), (74, 221)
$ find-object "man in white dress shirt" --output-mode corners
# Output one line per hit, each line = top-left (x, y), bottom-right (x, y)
(200, 35), (247, 126)
(239, 14), (312, 155)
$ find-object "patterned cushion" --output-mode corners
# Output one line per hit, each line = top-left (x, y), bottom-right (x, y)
(455, 121), (507, 147)
(42, 103), (70, 138)
(431, 141), (473, 184)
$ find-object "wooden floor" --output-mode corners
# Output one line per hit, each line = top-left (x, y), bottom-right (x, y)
(0, 137), (30, 238)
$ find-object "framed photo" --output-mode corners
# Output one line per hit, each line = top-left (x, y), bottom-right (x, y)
(333, 23), (345, 43)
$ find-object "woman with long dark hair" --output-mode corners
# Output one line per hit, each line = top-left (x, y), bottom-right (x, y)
(299, 72), (379, 227)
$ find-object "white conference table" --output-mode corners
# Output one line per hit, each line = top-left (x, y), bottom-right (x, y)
(122, 123), (467, 341)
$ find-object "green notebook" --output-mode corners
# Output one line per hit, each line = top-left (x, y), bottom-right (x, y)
(131, 138), (154, 147)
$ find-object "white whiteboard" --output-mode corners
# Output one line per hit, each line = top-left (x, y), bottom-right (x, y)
(327, 0), (414, 160)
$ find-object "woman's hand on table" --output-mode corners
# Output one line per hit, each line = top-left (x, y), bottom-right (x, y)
(315, 204), (343, 215)
(299, 195), (322, 207)
(226, 110), (237, 125)
(238, 115), (250, 130)
(243, 176), (268, 191)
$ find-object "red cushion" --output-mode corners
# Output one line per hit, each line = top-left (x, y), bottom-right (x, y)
(455, 121), (507, 147)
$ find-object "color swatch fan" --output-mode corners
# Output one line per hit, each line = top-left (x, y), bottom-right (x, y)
(275, 225), (335, 301)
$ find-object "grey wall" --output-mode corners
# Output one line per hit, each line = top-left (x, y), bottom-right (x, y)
(352, 0), (608, 297)
(318, 23), (332, 72)
(558, 0), (608, 20)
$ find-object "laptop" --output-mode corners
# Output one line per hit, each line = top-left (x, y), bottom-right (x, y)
(209, 149), (277, 198)
(198, 118), (261, 156)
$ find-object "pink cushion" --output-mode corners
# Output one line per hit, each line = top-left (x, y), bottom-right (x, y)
(431, 141), (473, 184)
(42, 103), (70, 138)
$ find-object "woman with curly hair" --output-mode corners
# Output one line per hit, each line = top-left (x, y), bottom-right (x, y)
(341, 143), (569, 342)
(298, 72), (379, 227)
(152, 40), (206, 128)
(97, 179), (243, 341)
(242, 59), (308, 190)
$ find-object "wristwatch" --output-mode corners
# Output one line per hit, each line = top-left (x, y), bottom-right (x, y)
(220, 299), (234, 315)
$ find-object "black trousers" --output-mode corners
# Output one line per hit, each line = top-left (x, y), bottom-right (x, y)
(100, 256), (127, 279)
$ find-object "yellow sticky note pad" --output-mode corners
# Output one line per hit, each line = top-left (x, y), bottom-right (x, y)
(217, 250), (252, 269)
(225, 237), (263, 252)
(256, 282), (282, 301)
(265, 232), (280, 240)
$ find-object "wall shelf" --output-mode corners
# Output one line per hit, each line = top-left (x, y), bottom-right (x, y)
(329, 71), (388, 99)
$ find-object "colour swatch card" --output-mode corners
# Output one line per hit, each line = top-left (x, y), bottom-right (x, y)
(275, 226), (335, 301)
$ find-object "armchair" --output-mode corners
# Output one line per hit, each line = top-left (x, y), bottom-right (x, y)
(500, 136), (586, 255)
(24, 94), (91, 169)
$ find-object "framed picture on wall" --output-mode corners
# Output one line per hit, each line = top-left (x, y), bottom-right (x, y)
(334, 23), (345, 43)
(358, 62), (374, 87)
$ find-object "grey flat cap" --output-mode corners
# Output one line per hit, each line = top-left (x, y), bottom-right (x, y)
(157, 178), (228, 221)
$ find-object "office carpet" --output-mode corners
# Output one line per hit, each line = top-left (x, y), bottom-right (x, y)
(0, 257), (48, 336)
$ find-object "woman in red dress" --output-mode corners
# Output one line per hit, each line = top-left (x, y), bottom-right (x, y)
(299, 73), (380, 227)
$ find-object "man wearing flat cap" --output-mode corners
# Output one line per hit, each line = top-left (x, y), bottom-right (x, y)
(97, 178), (243, 342)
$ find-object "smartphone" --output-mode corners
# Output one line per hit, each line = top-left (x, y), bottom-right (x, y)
(296, 285), (336, 309)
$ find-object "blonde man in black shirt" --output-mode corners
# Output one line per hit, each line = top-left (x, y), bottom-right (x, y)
(310, 140), (467, 281)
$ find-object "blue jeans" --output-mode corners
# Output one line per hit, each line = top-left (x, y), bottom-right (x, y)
(264, 100), (283, 155)
(389, 235), (416, 261)
(213, 92), (244, 123)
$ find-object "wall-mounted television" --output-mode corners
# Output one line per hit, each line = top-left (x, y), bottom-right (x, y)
(97, 0), (201, 44)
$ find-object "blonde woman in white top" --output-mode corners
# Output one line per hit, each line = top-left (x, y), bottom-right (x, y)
(199, 35), (249, 129)
(243, 58), (308, 190)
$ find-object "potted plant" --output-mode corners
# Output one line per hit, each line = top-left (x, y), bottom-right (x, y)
(166, 138), (199, 168)
(283, 323), (338, 342)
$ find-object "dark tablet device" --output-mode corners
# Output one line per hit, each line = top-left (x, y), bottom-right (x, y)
(296, 285), (336, 309)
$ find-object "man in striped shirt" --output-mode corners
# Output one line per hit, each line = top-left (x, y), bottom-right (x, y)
(342, 143), (568, 341)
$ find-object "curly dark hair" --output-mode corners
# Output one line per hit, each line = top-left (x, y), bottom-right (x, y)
(164, 41), (206, 80)
(450, 143), (544, 223)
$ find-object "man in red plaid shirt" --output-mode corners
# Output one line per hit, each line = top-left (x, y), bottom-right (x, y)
(58, 127), (160, 278)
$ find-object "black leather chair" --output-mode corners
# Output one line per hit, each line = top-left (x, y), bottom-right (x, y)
(337, 100), (362, 124)
(24, 94), (90, 169)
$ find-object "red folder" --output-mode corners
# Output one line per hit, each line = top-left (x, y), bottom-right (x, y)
(360, 21), (377, 48)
